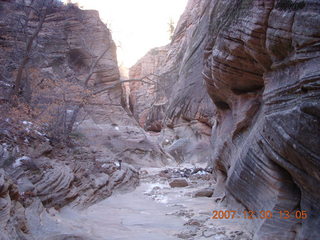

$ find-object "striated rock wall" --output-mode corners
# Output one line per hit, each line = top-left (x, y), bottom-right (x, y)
(203, 0), (320, 239)
(0, 1), (169, 239)
(0, 114), (140, 239)
(128, 0), (319, 238)
(128, 46), (169, 129)
(127, 0), (215, 164)
(128, 0), (215, 131)
(0, 0), (169, 167)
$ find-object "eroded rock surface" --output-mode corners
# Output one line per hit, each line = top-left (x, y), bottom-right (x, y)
(203, 0), (320, 239)
(129, 0), (319, 239)
(125, 0), (216, 165)
(128, 46), (169, 129)
(0, 129), (139, 239)
(127, 0), (215, 130)
(0, 0), (319, 239)
(0, 2), (162, 239)
(0, 0), (169, 168)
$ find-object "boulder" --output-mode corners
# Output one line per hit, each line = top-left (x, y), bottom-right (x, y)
(169, 178), (189, 188)
(193, 189), (213, 198)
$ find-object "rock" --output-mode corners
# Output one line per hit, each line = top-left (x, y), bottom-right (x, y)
(0, 169), (33, 239)
(176, 228), (198, 239)
(17, 177), (36, 194)
(126, 0), (320, 238)
(30, 159), (77, 208)
(91, 173), (109, 189)
(184, 218), (203, 227)
(0, 144), (10, 167)
(0, 0), (318, 239)
(166, 138), (190, 164)
(125, 0), (215, 164)
(169, 178), (189, 188)
(2, 0), (171, 168)
(126, 0), (215, 131)
(202, 229), (216, 238)
(0, 2), (153, 239)
(30, 142), (52, 158)
(193, 188), (213, 198)
(158, 169), (171, 178)
(203, 0), (320, 239)
(139, 169), (148, 176)
(166, 209), (195, 218)
(127, 46), (169, 130)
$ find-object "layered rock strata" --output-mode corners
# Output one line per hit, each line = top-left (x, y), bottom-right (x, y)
(128, 0), (215, 131)
(0, 1), (166, 239)
(127, 0), (215, 164)
(0, 0), (169, 166)
(203, 0), (320, 239)
(129, 0), (320, 238)
(0, 119), (139, 239)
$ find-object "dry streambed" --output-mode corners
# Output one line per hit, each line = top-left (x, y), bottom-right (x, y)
(38, 166), (252, 240)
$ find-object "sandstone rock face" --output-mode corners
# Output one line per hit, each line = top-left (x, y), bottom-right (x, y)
(0, 132), (139, 239)
(128, 0), (319, 238)
(202, 0), (320, 239)
(127, 0), (215, 165)
(0, 1), (169, 167)
(127, 0), (215, 130)
(0, 3), (119, 96)
(10, 155), (139, 209)
(128, 46), (169, 129)
(0, 2), (167, 239)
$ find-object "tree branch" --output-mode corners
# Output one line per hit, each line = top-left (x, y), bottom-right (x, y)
(84, 47), (110, 86)
(14, 0), (54, 96)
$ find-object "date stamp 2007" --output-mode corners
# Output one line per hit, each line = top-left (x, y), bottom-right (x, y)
(211, 210), (308, 220)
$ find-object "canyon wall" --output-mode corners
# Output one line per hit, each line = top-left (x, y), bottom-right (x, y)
(129, 46), (169, 130)
(0, 1), (168, 239)
(128, 0), (215, 164)
(0, 0), (168, 167)
(204, 0), (320, 239)
(128, 0), (215, 130)
(129, 0), (320, 239)
(130, 0), (213, 131)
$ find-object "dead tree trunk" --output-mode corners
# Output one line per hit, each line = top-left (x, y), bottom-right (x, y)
(65, 47), (110, 137)
(84, 47), (109, 86)
(14, 1), (52, 96)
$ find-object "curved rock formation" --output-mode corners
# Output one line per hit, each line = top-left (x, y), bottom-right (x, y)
(0, 147), (139, 239)
(203, 0), (320, 239)
(128, 0), (319, 238)
(0, 0), (319, 239)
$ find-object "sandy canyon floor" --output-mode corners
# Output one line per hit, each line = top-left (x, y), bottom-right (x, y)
(30, 165), (252, 240)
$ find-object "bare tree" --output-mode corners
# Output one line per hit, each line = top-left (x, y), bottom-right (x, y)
(62, 72), (165, 140)
(13, 0), (55, 96)
(1, 0), (165, 142)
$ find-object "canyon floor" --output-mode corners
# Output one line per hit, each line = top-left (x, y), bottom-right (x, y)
(31, 165), (252, 240)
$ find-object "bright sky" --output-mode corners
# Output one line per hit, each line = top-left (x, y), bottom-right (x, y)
(65, 0), (188, 68)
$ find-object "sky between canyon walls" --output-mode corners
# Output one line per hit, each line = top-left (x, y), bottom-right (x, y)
(65, 0), (188, 68)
